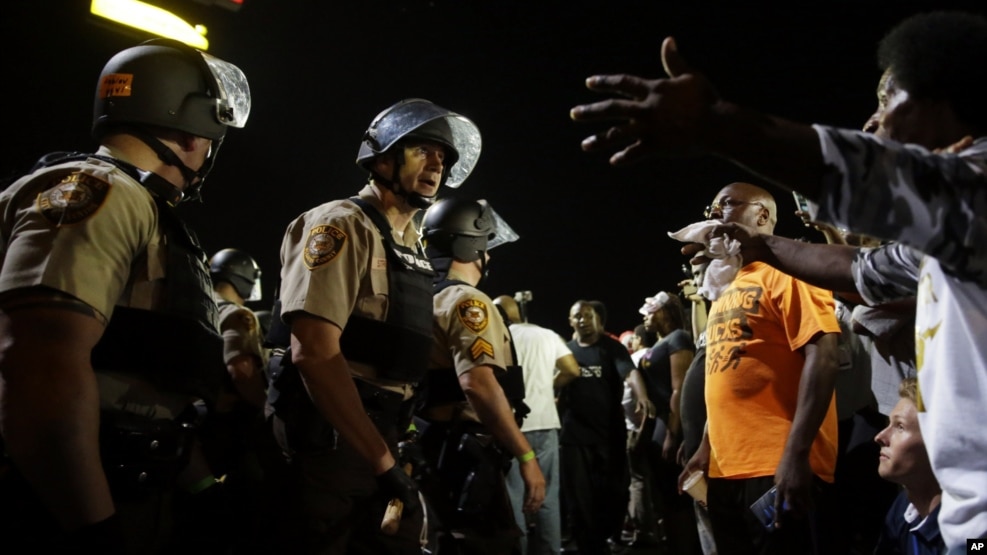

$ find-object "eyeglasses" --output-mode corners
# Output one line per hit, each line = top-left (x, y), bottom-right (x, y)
(704, 198), (766, 219)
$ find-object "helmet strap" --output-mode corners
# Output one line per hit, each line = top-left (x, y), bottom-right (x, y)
(369, 151), (435, 209)
(126, 125), (214, 202)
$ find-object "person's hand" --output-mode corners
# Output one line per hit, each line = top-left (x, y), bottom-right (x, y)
(772, 451), (814, 527)
(677, 278), (702, 303)
(570, 37), (722, 165)
(933, 135), (973, 154)
(677, 437), (710, 494)
(635, 396), (656, 420)
(662, 429), (680, 462)
(519, 458), (547, 514)
(679, 222), (769, 265)
(376, 463), (421, 516)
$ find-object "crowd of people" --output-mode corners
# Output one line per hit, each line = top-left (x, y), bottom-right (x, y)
(0, 7), (985, 555)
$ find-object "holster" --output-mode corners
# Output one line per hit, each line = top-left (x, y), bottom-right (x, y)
(267, 350), (337, 453)
(421, 422), (511, 517)
(99, 400), (206, 501)
(268, 350), (419, 454)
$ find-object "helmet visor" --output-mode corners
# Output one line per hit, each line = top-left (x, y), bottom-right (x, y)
(481, 201), (519, 250)
(246, 274), (262, 302)
(443, 115), (481, 189)
(202, 52), (251, 129)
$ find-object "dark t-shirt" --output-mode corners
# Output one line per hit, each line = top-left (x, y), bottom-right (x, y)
(680, 344), (707, 460)
(561, 334), (634, 447)
(639, 328), (694, 424)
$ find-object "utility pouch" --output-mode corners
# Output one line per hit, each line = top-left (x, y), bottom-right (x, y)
(100, 402), (204, 501)
(267, 351), (336, 452)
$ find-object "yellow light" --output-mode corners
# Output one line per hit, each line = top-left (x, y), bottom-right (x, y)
(91, 0), (209, 50)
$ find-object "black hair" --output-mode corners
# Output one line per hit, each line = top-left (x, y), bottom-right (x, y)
(634, 324), (658, 348)
(658, 293), (689, 333)
(878, 11), (987, 132)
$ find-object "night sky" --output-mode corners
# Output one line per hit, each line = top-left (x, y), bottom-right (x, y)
(4, 0), (986, 337)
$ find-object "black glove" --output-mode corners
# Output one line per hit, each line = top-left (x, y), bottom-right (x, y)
(376, 463), (421, 515)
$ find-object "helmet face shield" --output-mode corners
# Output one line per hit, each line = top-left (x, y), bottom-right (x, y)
(209, 248), (262, 302)
(357, 98), (481, 188)
(93, 39), (251, 142)
(480, 200), (519, 250)
(202, 51), (250, 129)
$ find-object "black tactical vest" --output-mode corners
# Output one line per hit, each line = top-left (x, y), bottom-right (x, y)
(34, 152), (226, 403)
(266, 197), (435, 384)
(338, 197), (436, 383)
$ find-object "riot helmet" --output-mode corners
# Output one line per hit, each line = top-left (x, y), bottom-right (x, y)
(356, 99), (481, 207)
(93, 39), (251, 201)
(422, 198), (518, 263)
(209, 248), (262, 302)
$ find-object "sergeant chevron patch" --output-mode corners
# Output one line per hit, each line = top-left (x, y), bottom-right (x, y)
(469, 337), (494, 361)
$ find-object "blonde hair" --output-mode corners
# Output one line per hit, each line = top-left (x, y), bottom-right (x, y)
(899, 377), (918, 405)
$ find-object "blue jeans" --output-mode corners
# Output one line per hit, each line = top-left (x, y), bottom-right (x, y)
(505, 429), (561, 555)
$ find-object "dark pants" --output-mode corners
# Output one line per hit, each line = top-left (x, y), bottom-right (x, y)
(417, 420), (522, 555)
(560, 442), (629, 555)
(707, 475), (837, 555)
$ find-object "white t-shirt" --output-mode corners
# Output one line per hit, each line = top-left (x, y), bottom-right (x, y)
(509, 322), (574, 432)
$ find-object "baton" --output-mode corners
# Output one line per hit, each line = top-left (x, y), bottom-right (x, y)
(380, 462), (413, 535)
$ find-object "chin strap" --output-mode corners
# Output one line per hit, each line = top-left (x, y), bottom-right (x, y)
(124, 126), (218, 203)
(369, 169), (436, 209)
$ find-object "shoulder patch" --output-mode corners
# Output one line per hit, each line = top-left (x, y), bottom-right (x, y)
(469, 337), (494, 361)
(304, 224), (348, 269)
(457, 298), (489, 333)
(36, 172), (111, 225)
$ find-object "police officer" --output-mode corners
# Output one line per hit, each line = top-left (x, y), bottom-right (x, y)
(417, 197), (546, 554)
(0, 39), (250, 552)
(207, 248), (289, 552)
(210, 248), (268, 410)
(267, 98), (481, 554)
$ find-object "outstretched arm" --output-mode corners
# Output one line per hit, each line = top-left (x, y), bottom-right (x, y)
(571, 37), (826, 196)
(681, 222), (860, 297)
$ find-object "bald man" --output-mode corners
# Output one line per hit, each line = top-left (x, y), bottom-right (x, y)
(494, 295), (578, 555)
(680, 183), (842, 555)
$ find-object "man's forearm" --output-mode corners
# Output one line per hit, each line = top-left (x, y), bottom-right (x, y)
(461, 367), (532, 458)
(295, 353), (393, 472)
(706, 102), (826, 197)
(761, 235), (859, 294)
(784, 334), (840, 458)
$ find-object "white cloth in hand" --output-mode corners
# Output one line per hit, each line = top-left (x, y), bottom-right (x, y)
(668, 221), (743, 301)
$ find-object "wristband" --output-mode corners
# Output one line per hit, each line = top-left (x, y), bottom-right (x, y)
(517, 450), (536, 463)
(185, 474), (219, 494)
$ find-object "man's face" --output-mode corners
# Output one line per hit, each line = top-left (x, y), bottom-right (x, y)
(706, 185), (765, 228)
(393, 140), (446, 200)
(630, 334), (643, 352)
(569, 303), (600, 340)
(874, 397), (932, 486)
(863, 69), (946, 149)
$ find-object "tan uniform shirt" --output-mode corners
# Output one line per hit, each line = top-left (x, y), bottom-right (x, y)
(213, 290), (266, 366)
(428, 281), (515, 422)
(0, 145), (167, 320)
(278, 185), (421, 394)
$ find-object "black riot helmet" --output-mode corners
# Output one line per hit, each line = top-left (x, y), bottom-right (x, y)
(92, 39), (251, 202)
(209, 248), (262, 302)
(356, 99), (481, 207)
(422, 198), (518, 263)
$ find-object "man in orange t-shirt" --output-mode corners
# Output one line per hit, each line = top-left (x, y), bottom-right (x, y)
(680, 182), (841, 555)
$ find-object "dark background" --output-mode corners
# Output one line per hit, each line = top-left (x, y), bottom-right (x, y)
(4, 0), (985, 336)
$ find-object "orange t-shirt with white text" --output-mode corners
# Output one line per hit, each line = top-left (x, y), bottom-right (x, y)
(705, 262), (840, 482)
